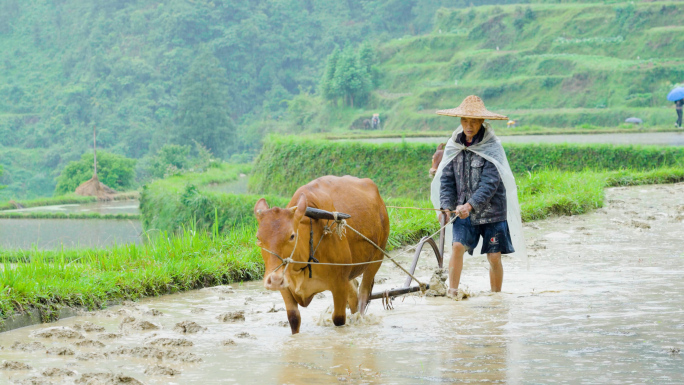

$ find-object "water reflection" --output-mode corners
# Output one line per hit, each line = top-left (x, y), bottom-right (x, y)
(0, 218), (142, 249)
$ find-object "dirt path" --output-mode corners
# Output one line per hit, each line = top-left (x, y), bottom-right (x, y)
(1, 184), (683, 384)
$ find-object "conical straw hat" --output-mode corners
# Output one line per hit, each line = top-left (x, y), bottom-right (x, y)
(436, 95), (508, 120)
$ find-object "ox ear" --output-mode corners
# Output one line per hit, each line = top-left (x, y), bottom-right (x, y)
(291, 194), (307, 222)
(254, 198), (269, 220)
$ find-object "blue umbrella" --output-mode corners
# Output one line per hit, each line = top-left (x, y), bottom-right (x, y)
(667, 87), (684, 102)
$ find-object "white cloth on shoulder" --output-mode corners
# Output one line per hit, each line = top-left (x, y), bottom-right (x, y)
(430, 122), (527, 263)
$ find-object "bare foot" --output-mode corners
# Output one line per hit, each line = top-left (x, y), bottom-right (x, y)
(447, 288), (469, 301)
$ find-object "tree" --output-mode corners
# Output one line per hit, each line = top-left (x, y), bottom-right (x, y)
(176, 48), (236, 158)
(55, 152), (136, 195)
(358, 42), (375, 73)
(0, 165), (5, 191)
(320, 48), (341, 103)
(332, 46), (372, 107)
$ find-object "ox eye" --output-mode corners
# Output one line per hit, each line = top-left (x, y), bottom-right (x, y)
(289, 233), (295, 241)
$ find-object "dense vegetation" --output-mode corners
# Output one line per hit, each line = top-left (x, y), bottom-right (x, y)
(0, 0), (518, 200)
(250, 136), (684, 200)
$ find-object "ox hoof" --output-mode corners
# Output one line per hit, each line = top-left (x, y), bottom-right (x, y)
(332, 316), (346, 327)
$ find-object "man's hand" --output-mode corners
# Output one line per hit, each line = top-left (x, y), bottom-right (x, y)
(455, 203), (472, 219)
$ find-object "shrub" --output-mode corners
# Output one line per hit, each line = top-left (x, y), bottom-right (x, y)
(55, 152), (136, 195)
(250, 136), (684, 200)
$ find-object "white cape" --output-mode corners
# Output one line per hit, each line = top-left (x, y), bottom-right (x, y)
(430, 123), (527, 262)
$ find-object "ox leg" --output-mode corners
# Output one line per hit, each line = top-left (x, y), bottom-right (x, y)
(331, 283), (348, 327)
(280, 289), (301, 335)
(358, 260), (382, 314)
(347, 279), (359, 314)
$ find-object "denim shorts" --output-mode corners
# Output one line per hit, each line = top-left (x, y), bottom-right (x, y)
(452, 216), (515, 256)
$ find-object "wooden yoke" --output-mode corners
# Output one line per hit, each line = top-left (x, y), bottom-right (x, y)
(304, 207), (351, 221)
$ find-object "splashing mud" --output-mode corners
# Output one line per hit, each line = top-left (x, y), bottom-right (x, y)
(0, 184), (683, 384)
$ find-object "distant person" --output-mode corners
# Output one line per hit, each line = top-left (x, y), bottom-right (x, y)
(676, 98), (683, 128)
(371, 113), (380, 130)
(430, 95), (525, 297)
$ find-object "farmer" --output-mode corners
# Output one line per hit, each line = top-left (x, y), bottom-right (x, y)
(675, 98), (683, 128)
(430, 95), (525, 297)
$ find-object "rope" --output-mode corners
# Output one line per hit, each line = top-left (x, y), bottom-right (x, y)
(258, 211), (457, 294)
(386, 206), (449, 212)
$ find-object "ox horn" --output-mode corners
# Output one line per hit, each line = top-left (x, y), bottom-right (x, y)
(289, 206), (297, 213)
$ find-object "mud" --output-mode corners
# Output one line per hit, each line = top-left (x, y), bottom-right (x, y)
(216, 311), (245, 322)
(143, 365), (180, 376)
(29, 327), (83, 340)
(0, 184), (682, 384)
(118, 317), (158, 331)
(425, 268), (448, 297)
(0, 361), (32, 370)
(45, 347), (74, 356)
(75, 373), (143, 385)
(172, 321), (206, 334)
(72, 322), (105, 333)
(41, 367), (76, 377)
(73, 340), (105, 348)
(10, 342), (45, 352)
(145, 337), (193, 347)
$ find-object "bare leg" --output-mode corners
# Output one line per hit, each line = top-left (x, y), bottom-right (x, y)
(448, 242), (465, 297)
(487, 252), (503, 292)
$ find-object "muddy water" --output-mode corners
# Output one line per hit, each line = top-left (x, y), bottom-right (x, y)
(1, 184), (683, 384)
(0, 200), (142, 249)
(354, 131), (684, 146)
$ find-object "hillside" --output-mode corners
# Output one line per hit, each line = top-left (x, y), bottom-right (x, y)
(1, 0), (501, 199)
(1, 0), (682, 199)
(287, 1), (684, 132)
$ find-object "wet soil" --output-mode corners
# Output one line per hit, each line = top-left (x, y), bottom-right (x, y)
(0, 184), (683, 384)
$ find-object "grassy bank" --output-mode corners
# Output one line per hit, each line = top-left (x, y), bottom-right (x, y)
(140, 163), (260, 233)
(250, 136), (684, 200)
(0, 227), (262, 322)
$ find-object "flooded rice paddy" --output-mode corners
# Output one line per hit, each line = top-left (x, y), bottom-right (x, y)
(1, 184), (683, 384)
(0, 218), (142, 250)
(0, 200), (143, 250)
(3, 200), (140, 215)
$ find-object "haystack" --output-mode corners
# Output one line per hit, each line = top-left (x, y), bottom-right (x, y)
(75, 175), (116, 199)
(75, 125), (117, 200)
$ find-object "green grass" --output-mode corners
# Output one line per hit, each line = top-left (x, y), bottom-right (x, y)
(250, 135), (684, 200)
(140, 163), (258, 233)
(0, 226), (263, 322)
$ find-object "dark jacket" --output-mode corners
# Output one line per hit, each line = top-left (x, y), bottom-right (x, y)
(439, 128), (507, 225)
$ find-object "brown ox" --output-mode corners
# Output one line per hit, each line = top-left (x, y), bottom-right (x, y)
(254, 176), (390, 334)
(429, 143), (447, 177)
